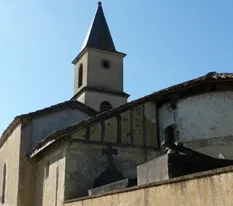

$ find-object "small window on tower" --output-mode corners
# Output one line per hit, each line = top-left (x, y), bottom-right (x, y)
(101, 59), (111, 69)
(100, 101), (112, 112)
(78, 64), (83, 88)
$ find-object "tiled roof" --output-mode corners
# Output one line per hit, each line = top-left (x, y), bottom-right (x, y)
(28, 72), (233, 158)
(0, 100), (98, 147)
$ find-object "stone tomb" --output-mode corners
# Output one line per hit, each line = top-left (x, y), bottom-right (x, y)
(137, 142), (233, 186)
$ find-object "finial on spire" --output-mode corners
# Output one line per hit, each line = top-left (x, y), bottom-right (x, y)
(98, 1), (102, 6)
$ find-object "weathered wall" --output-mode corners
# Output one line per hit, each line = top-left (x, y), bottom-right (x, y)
(0, 107), (88, 206)
(33, 142), (66, 206)
(64, 166), (233, 206)
(70, 101), (158, 149)
(30, 108), (90, 149)
(64, 101), (159, 200)
(0, 125), (21, 206)
(64, 142), (158, 200)
(26, 100), (158, 204)
(159, 91), (233, 158)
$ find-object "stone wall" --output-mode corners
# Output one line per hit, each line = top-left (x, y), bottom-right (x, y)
(74, 49), (125, 96)
(75, 48), (127, 110)
(14, 107), (91, 206)
(159, 91), (233, 158)
(33, 142), (66, 206)
(26, 100), (158, 205)
(87, 49), (124, 92)
(0, 125), (21, 206)
(74, 52), (88, 95)
(30, 108), (90, 149)
(63, 101), (159, 200)
(17, 122), (34, 206)
(84, 90), (127, 112)
(64, 142), (158, 200)
(69, 101), (158, 149)
(64, 166), (233, 206)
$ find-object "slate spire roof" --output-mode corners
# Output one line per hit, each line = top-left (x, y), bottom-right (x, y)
(81, 2), (116, 52)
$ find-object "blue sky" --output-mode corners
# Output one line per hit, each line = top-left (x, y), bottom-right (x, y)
(0, 0), (232, 134)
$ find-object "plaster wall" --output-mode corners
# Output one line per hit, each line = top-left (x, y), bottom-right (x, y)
(64, 142), (158, 200)
(31, 99), (159, 205)
(34, 142), (66, 206)
(195, 145), (233, 160)
(64, 166), (233, 206)
(74, 52), (88, 95)
(17, 122), (34, 206)
(87, 50), (124, 91)
(0, 107), (88, 206)
(0, 125), (21, 206)
(70, 102), (158, 149)
(30, 108), (90, 149)
(159, 91), (233, 157)
(84, 90), (127, 111)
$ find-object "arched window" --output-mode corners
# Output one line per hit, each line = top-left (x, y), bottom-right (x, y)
(100, 101), (112, 113)
(78, 64), (83, 88)
(1, 163), (6, 204)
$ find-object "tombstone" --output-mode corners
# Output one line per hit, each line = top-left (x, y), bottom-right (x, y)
(91, 143), (124, 189)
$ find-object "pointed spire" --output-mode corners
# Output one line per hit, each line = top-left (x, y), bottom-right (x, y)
(81, 2), (116, 52)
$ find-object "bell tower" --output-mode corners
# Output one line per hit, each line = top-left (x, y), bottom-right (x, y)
(71, 2), (129, 112)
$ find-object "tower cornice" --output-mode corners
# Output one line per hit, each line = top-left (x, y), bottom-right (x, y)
(72, 47), (126, 65)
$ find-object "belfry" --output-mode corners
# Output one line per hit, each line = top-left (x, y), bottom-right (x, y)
(71, 2), (130, 112)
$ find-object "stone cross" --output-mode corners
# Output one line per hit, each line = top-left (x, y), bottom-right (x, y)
(102, 144), (118, 168)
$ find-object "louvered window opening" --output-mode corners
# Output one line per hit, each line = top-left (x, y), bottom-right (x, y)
(100, 101), (112, 112)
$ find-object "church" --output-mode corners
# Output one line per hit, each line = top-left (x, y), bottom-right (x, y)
(1, 2), (233, 206)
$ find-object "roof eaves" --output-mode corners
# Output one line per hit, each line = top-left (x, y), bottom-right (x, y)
(72, 47), (126, 65)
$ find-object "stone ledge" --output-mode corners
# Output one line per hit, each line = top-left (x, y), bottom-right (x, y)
(64, 165), (233, 204)
(88, 178), (134, 196)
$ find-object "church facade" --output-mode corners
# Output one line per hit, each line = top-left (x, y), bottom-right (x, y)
(1, 2), (233, 206)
